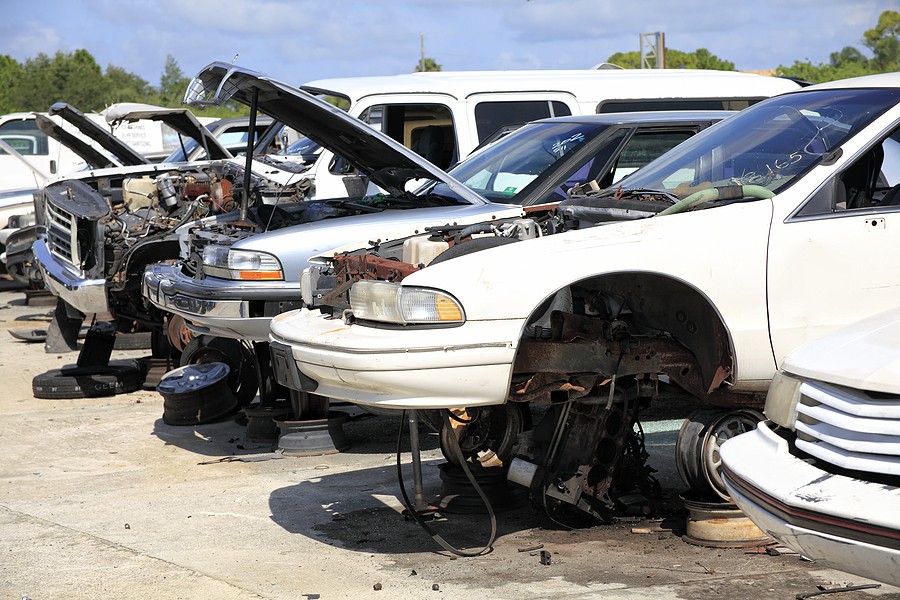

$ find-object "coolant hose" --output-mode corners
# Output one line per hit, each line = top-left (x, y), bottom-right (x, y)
(657, 184), (774, 216)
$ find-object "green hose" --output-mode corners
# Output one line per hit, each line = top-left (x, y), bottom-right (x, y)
(658, 184), (775, 216)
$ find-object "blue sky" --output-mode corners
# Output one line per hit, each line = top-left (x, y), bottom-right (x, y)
(0, 0), (892, 88)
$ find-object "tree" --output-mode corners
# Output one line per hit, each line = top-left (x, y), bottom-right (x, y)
(158, 55), (190, 106)
(0, 55), (23, 114)
(863, 10), (900, 72)
(104, 65), (151, 105)
(11, 50), (108, 112)
(415, 57), (441, 72)
(607, 48), (734, 70)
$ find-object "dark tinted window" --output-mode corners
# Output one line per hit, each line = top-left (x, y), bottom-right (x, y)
(598, 98), (763, 113)
(474, 101), (572, 142)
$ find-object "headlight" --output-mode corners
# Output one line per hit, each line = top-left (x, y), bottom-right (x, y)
(764, 370), (802, 428)
(349, 280), (464, 324)
(201, 245), (283, 281)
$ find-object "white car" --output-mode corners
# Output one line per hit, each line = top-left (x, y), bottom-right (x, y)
(269, 73), (900, 520)
(720, 307), (900, 587)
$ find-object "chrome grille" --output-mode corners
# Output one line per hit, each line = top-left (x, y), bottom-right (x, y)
(794, 380), (900, 476)
(46, 202), (78, 266)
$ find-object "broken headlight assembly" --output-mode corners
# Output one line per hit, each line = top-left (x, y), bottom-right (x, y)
(201, 245), (284, 281)
(349, 280), (464, 325)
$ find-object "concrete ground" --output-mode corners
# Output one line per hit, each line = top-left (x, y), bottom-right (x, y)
(1, 279), (897, 600)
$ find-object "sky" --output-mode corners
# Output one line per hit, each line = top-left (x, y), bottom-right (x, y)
(0, 0), (894, 89)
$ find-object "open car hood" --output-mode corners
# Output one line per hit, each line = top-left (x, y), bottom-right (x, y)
(102, 102), (233, 161)
(33, 113), (120, 170)
(47, 103), (149, 167)
(184, 62), (484, 202)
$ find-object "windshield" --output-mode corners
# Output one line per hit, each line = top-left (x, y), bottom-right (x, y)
(163, 138), (200, 163)
(616, 88), (900, 198)
(282, 135), (322, 159)
(429, 121), (610, 204)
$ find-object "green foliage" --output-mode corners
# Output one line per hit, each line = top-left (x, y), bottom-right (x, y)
(607, 51), (641, 69)
(415, 57), (441, 72)
(607, 48), (734, 70)
(779, 9), (898, 82)
(103, 65), (152, 105)
(0, 55), (23, 114)
(864, 10), (900, 72)
(158, 55), (191, 106)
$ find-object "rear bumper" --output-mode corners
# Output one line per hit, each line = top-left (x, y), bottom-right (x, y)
(33, 237), (108, 314)
(142, 262), (300, 341)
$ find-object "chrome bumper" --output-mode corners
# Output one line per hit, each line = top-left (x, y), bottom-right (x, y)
(142, 263), (300, 341)
(33, 237), (108, 314)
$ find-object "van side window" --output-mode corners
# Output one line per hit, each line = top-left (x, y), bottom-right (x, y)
(474, 101), (572, 143)
(0, 119), (49, 156)
(358, 103), (456, 169)
(797, 127), (900, 217)
(597, 98), (762, 113)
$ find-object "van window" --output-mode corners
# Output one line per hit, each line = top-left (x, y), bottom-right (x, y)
(358, 103), (455, 169)
(0, 119), (49, 156)
(474, 101), (572, 143)
(598, 98), (764, 113)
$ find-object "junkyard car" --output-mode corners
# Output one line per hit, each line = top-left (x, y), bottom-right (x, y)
(720, 307), (900, 587)
(144, 110), (732, 343)
(268, 73), (900, 519)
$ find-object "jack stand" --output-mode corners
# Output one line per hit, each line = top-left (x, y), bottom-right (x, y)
(401, 409), (442, 522)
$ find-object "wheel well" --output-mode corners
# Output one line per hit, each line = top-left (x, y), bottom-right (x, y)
(514, 271), (735, 402)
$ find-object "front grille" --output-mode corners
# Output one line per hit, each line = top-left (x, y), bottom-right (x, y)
(794, 380), (900, 477)
(46, 202), (78, 267)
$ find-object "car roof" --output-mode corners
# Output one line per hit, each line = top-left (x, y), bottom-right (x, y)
(799, 72), (900, 91)
(302, 69), (800, 103)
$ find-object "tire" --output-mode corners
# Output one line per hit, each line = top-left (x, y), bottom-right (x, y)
(32, 364), (143, 399)
(429, 236), (519, 265)
(180, 336), (258, 406)
(113, 331), (153, 350)
(159, 363), (237, 426)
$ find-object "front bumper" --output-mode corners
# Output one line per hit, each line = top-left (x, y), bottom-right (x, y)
(33, 237), (108, 314)
(720, 422), (900, 587)
(268, 307), (522, 409)
(142, 262), (300, 341)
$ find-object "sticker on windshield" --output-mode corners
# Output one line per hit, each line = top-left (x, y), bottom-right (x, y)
(503, 186), (517, 195)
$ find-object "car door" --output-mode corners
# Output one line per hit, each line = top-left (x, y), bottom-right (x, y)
(767, 121), (900, 364)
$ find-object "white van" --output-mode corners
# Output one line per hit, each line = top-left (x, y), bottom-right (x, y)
(296, 68), (802, 198)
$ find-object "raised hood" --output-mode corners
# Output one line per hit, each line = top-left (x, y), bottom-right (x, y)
(47, 103), (148, 166)
(184, 61), (484, 203)
(33, 113), (120, 170)
(102, 102), (232, 161)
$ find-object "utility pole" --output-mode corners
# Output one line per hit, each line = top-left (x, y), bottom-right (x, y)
(420, 33), (425, 72)
(640, 32), (666, 69)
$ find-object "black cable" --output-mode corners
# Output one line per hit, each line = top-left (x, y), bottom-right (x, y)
(395, 409), (496, 557)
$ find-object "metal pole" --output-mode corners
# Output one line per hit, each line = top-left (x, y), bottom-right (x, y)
(419, 33), (425, 72)
(407, 409), (426, 510)
(241, 87), (259, 223)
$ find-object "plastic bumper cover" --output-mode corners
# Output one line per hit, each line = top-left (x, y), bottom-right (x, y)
(269, 307), (522, 409)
